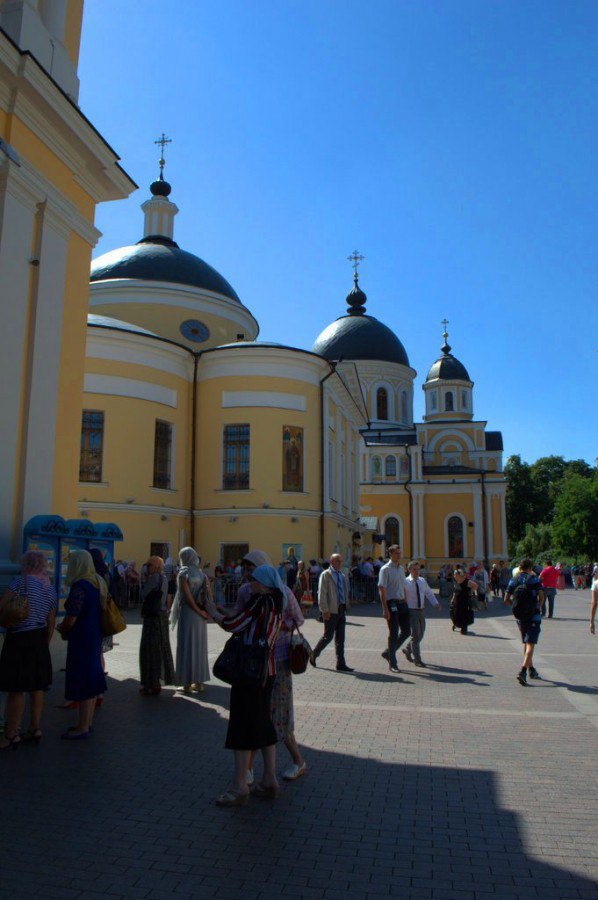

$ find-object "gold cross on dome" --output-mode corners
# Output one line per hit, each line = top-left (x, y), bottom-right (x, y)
(441, 317), (449, 338)
(154, 132), (172, 174)
(347, 250), (365, 274)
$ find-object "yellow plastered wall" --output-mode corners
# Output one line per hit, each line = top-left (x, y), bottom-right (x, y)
(423, 491), (474, 561)
(195, 515), (321, 570)
(491, 494), (504, 560)
(9, 120), (94, 218)
(361, 490), (412, 558)
(195, 375), (321, 510)
(101, 510), (190, 566)
(78, 370), (192, 508)
(63, 0), (84, 68)
(52, 232), (95, 516)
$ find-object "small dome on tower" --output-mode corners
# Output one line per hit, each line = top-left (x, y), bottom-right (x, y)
(425, 333), (471, 383)
(150, 175), (171, 197)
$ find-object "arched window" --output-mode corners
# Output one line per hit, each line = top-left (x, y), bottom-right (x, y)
(385, 455), (396, 477)
(461, 390), (468, 410)
(401, 390), (408, 423)
(447, 515), (464, 558)
(429, 392), (438, 411)
(372, 456), (382, 479)
(445, 391), (454, 412)
(376, 388), (388, 421)
(384, 516), (400, 547)
(399, 455), (409, 475)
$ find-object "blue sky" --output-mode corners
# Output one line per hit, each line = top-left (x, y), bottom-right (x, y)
(78, 0), (597, 465)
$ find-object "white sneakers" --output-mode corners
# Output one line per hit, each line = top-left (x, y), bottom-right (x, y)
(282, 761), (307, 781)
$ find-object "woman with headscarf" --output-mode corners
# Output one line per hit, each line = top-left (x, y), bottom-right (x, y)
(90, 548), (112, 683)
(205, 564), (284, 806)
(170, 547), (211, 693)
(57, 549), (107, 739)
(0, 551), (57, 749)
(139, 556), (175, 695)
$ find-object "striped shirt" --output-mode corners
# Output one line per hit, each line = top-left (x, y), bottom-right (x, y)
(7, 575), (57, 633)
(217, 593), (282, 677)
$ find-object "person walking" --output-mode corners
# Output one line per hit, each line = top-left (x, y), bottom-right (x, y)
(401, 561), (441, 668)
(539, 559), (559, 618)
(377, 545), (408, 673)
(504, 558), (544, 686)
(139, 556), (175, 695)
(450, 567), (478, 635)
(310, 553), (353, 672)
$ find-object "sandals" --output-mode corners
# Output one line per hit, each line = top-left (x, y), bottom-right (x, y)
(0, 733), (20, 751)
(215, 789), (249, 807)
(21, 728), (42, 745)
(250, 782), (280, 799)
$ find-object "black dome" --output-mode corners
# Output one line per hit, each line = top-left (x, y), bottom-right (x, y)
(90, 238), (241, 303)
(312, 314), (410, 366)
(426, 340), (471, 382)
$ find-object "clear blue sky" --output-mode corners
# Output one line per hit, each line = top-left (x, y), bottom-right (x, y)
(78, 0), (597, 466)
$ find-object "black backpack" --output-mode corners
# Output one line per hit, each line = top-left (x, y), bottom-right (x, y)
(511, 575), (537, 621)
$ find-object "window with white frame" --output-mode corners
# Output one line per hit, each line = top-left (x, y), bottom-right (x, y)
(385, 455), (397, 477)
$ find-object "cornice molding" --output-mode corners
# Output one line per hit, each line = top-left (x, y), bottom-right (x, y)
(86, 329), (193, 381)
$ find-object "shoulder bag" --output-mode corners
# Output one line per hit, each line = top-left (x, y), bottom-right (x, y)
(213, 599), (270, 687)
(0, 577), (29, 628)
(289, 623), (311, 675)
(100, 593), (127, 636)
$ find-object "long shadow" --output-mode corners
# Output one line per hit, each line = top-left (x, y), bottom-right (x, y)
(543, 679), (598, 696)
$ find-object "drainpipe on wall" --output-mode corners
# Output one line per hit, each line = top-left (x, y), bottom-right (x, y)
(189, 352), (199, 548)
(319, 361), (338, 559)
(403, 445), (414, 559)
(480, 468), (487, 562)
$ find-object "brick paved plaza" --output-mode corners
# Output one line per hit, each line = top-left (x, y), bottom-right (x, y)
(1, 589), (596, 899)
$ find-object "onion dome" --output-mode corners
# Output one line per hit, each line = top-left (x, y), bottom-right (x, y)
(149, 174), (171, 197)
(425, 333), (471, 382)
(312, 273), (410, 366)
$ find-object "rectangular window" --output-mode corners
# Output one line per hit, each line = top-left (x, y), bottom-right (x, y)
(153, 420), (173, 489)
(282, 426), (303, 492)
(79, 410), (104, 482)
(223, 424), (250, 490)
(150, 542), (169, 560)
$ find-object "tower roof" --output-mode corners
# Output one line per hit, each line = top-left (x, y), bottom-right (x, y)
(425, 328), (471, 382)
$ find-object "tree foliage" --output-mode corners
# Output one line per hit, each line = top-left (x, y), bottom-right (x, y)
(505, 454), (597, 559)
(551, 473), (598, 560)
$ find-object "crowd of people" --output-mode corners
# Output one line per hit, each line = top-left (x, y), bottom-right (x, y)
(1, 546), (596, 808)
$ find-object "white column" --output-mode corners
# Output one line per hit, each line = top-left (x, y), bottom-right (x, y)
(322, 386), (330, 512)
(472, 484), (484, 560)
(485, 491), (494, 557)
(20, 201), (69, 526)
(0, 160), (39, 564)
(38, 0), (67, 41)
(418, 493), (425, 559)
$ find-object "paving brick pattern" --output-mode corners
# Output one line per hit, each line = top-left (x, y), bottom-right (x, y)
(1, 589), (596, 898)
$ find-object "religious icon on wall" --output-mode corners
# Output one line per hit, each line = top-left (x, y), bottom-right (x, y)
(282, 426), (303, 492)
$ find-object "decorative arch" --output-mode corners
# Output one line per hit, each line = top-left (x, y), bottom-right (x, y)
(385, 455), (397, 477)
(370, 381), (394, 421)
(376, 387), (389, 421)
(444, 512), (467, 559)
(427, 430), (476, 452)
(382, 514), (403, 549)
(371, 455), (382, 480)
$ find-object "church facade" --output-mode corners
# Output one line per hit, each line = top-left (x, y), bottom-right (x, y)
(80, 173), (507, 570)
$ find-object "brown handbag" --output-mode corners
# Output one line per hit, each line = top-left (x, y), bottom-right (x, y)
(0, 578), (29, 628)
(289, 624), (311, 675)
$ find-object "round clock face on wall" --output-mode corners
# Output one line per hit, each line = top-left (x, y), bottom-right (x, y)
(179, 319), (210, 343)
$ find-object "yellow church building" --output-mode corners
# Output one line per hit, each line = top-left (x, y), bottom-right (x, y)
(0, 1), (507, 586)
(80, 168), (507, 571)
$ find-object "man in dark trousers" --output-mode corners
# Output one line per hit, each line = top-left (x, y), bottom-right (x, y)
(310, 553), (353, 672)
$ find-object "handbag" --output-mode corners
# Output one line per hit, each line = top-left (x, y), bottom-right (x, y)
(100, 594), (127, 637)
(213, 599), (270, 687)
(300, 590), (314, 607)
(0, 578), (29, 628)
(289, 624), (311, 675)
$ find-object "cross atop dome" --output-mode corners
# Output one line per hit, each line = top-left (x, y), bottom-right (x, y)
(440, 317), (451, 355)
(345, 250), (367, 316)
(150, 132), (172, 197)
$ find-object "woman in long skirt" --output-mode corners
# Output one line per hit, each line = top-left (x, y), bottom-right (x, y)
(170, 547), (211, 693)
(139, 556), (175, 695)
(450, 567), (478, 635)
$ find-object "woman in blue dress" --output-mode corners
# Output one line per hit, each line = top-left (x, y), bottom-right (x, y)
(57, 550), (107, 740)
(170, 547), (211, 692)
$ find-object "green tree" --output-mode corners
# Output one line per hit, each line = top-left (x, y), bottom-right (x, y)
(505, 455), (538, 546)
(529, 455), (566, 523)
(513, 522), (554, 561)
(551, 473), (598, 560)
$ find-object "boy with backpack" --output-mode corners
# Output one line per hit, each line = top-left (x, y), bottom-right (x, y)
(504, 558), (545, 686)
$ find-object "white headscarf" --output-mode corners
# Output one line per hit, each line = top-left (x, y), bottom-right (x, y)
(170, 546), (204, 629)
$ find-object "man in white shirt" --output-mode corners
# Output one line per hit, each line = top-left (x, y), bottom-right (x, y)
(378, 545), (408, 673)
(402, 560), (441, 668)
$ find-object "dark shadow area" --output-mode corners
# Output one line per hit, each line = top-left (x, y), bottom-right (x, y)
(1, 667), (597, 900)
(542, 680), (598, 697)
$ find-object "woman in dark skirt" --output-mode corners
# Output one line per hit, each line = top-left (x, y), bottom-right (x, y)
(206, 565), (284, 806)
(0, 551), (57, 748)
(57, 550), (107, 739)
(139, 556), (175, 695)
(450, 567), (478, 635)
